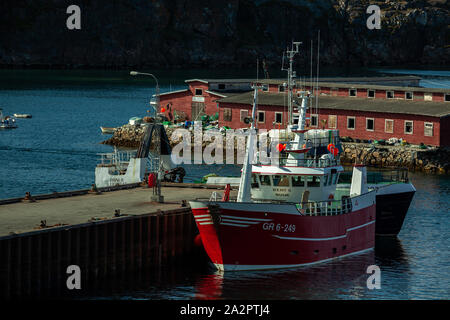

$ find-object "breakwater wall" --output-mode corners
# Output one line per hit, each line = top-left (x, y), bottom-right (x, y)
(340, 143), (450, 174)
(0, 207), (199, 299)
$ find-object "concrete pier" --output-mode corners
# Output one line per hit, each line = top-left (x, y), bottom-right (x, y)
(0, 184), (235, 299)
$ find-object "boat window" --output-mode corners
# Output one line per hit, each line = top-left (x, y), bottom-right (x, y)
(331, 173), (338, 185)
(292, 176), (305, 187)
(259, 175), (271, 186)
(323, 174), (329, 186)
(327, 173), (332, 185)
(251, 174), (259, 188)
(272, 176), (281, 186)
(273, 175), (289, 187)
(306, 176), (320, 187)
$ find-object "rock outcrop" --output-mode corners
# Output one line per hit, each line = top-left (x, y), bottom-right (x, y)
(340, 142), (450, 174)
(0, 0), (448, 68)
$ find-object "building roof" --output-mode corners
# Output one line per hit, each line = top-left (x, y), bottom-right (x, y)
(218, 92), (450, 118)
(257, 79), (450, 93)
(185, 79), (255, 84)
(158, 89), (189, 96)
(258, 75), (422, 84)
(185, 77), (449, 93)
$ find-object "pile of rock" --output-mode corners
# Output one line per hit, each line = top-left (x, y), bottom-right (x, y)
(102, 124), (146, 148)
(101, 125), (450, 174)
(340, 143), (450, 174)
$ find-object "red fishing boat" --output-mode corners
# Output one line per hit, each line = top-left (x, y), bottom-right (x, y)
(190, 43), (376, 271)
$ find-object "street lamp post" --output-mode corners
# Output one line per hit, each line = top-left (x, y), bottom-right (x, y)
(130, 71), (164, 203)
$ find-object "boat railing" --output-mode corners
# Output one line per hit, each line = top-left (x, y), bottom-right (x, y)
(296, 197), (352, 216)
(276, 155), (340, 168)
(199, 197), (353, 217)
(338, 168), (409, 184)
(146, 156), (160, 173)
(97, 150), (137, 168)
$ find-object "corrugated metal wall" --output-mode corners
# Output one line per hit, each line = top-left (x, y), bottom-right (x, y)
(0, 208), (199, 299)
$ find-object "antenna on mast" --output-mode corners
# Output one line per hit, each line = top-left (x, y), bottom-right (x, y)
(283, 41), (302, 126)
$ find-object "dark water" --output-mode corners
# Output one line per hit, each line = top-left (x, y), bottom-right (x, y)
(78, 171), (449, 300)
(0, 69), (449, 300)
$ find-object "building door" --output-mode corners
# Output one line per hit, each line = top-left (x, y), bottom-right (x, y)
(191, 102), (205, 121)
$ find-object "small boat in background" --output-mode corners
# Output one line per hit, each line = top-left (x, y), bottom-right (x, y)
(0, 108), (18, 129)
(100, 126), (117, 134)
(13, 113), (32, 118)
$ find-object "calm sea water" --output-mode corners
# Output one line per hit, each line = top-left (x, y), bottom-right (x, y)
(0, 69), (449, 300)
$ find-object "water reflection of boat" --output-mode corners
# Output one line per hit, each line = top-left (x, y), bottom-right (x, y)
(194, 250), (375, 300)
(375, 236), (407, 262)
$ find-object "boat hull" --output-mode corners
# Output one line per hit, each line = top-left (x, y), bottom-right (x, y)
(190, 197), (376, 271)
(375, 190), (415, 236)
(338, 182), (415, 236)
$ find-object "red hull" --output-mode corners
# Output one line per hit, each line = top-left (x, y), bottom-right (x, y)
(191, 201), (376, 271)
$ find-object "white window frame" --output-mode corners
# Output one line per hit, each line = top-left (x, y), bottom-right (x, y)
(404, 120), (414, 135)
(385, 119), (394, 133)
(347, 116), (356, 130)
(405, 92), (413, 100)
(274, 112), (283, 124)
(349, 88), (357, 97)
(366, 118), (375, 131)
(195, 88), (203, 96)
(240, 109), (249, 123)
(278, 85), (285, 93)
(262, 84), (269, 92)
(310, 114), (318, 127)
(257, 111), (265, 123)
(386, 91), (394, 99)
(367, 89), (375, 98)
(424, 122), (434, 137)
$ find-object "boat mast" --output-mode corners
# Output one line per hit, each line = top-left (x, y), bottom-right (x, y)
(282, 41), (301, 126)
(236, 85), (259, 203)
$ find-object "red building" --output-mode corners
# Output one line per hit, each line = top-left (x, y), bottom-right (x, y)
(155, 76), (450, 147)
(218, 91), (450, 147)
(158, 79), (252, 122)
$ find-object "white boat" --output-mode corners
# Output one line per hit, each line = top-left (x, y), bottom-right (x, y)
(0, 109), (18, 129)
(100, 126), (117, 134)
(13, 113), (32, 118)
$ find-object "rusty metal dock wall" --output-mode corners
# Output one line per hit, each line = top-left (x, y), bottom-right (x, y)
(0, 207), (199, 299)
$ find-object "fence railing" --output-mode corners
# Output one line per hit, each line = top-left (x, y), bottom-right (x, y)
(338, 168), (409, 184)
(295, 197), (352, 216)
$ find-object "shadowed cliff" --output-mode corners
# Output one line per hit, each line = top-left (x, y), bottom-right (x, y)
(0, 0), (448, 69)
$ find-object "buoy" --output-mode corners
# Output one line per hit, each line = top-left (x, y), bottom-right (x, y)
(332, 147), (339, 156)
(161, 107), (166, 113)
(277, 143), (286, 152)
(327, 143), (335, 152)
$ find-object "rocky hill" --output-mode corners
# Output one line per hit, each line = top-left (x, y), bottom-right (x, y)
(0, 0), (448, 68)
